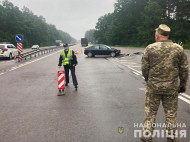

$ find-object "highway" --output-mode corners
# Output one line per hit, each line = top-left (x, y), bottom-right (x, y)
(0, 44), (189, 142)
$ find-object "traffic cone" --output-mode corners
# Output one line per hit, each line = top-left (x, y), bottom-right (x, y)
(74, 51), (78, 55)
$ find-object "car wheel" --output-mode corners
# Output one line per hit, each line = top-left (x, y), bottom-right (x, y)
(87, 52), (93, 57)
(110, 52), (116, 57)
(9, 53), (12, 59)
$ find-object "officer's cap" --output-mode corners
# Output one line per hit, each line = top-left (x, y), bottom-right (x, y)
(155, 24), (171, 36)
(64, 43), (68, 47)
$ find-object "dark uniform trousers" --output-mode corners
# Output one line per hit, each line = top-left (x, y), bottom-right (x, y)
(64, 65), (78, 86)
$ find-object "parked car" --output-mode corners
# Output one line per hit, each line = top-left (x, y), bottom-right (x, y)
(31, 45), (39, 50)
(84, 44), (120, 57)
(0, 43), (18, 59)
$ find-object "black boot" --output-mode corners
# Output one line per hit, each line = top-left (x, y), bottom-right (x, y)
(75, 85), (78, 90)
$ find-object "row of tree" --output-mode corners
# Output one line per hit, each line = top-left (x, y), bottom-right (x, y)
(86, 0), (190, 46)
(0, 0), (76, 48)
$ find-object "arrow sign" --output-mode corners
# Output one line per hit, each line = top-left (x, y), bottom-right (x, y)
(15, 34), (24, 43)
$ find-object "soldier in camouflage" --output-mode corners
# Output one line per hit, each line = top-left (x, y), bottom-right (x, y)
(141, 24), (189, 142)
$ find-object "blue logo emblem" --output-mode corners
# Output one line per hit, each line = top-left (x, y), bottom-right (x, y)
(15, 34), (24, 43)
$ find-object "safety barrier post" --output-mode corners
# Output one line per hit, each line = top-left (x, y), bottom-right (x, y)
(57, 70), (65, 96)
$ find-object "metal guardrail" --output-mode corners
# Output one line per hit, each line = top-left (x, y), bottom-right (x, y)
(16, 44), (76, 61)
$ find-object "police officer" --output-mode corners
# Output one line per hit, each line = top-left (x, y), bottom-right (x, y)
(141, 24), (188, 142)
(58, 43), (78, 89)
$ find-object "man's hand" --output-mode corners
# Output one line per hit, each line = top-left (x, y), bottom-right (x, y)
(73, 64), (76, 67)
(178, 85), (186, 93)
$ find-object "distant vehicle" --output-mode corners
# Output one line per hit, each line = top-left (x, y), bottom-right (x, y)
(31, 45), (40, 50)
(0, 43), (18, 59)
(55, 40), (63, 46)
(84, 44), (120, 57)
(81, 38), (88, 47)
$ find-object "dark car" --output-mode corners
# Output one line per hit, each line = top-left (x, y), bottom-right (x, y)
(84, 44), (120, 57)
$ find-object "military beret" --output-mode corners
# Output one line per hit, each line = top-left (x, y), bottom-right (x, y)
(155, 24), (171, 36)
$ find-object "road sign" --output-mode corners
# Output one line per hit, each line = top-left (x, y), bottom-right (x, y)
(15, 34), (24, 43)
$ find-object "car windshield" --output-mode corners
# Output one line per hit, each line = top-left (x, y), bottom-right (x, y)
(0, 45), (5, 49)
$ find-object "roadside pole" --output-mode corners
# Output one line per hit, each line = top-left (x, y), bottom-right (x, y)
(15, 34), (24, 62)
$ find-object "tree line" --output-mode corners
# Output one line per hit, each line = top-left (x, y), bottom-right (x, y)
(86, 0), (190, 47)
(0, 0), (76, 48)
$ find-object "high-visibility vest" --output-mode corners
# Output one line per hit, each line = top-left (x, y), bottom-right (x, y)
(62, 49), (73, 66)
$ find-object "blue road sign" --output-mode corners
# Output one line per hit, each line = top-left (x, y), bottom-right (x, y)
(15, 34), (24, 43)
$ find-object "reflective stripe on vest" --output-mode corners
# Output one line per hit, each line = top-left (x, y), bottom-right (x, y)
(62, 49), (73, 65)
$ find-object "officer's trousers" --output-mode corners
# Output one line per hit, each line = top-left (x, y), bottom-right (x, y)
(142, 93), (178, 139)
(64, 65), (78, 86)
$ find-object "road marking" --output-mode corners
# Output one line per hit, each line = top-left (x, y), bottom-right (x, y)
(112, 58), (190, 105)
(178, 96), (190, 105)
(0, 73), (4, 75)
(130, 65), (141, 68)
(111, 58), (142, 75)
(0, 50), (61, 76)
(126, 66), (142, 75)
(139, 88), (146, 91)
(133, 71), (140, 75)
(119, 60), (130, 62)
(180, 93), (190, 100)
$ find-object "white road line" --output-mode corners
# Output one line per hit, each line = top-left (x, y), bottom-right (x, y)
(0, 50), (61, 76)
(119, 60), (130, 62)
(139, 88), (146, 91)
(130, 65), (141, 68)
(113, 58), (190, 105)
(178, 96), (190, 104)
(111, 59), (143, 76)
(126, 66), (142, 75)
(9, 66), (19, 71)
(123, 62), (137, 65)
(180, 93), (190, 100)
(133, 71), (140, 75)
(0, 73), (5, 76)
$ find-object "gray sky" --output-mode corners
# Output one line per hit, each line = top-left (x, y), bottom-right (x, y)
(8, 0), (116, 40)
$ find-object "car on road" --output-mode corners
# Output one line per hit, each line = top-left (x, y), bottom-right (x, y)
(31, 45), (40, 50)
(0, 43), (18, 59)
(84, 44), (120, 57)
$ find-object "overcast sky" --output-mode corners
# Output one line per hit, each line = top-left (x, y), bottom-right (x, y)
(8, 0), (116, 40)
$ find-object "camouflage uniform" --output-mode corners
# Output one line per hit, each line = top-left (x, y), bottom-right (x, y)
(141, 24), (189, 139)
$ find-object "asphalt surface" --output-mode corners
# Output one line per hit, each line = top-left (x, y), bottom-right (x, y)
(0, 44), (189, 142)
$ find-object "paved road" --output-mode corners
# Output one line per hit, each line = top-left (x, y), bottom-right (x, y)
(0, 46), (60, 75)
(0, 44), (189, 142)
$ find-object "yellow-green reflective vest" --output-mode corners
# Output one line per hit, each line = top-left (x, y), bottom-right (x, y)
(62, 49), (73, 65)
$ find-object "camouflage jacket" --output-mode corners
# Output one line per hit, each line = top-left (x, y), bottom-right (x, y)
(142, 40), (189, 95)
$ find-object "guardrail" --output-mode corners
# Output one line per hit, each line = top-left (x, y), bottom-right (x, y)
(16, 44), (76, 62)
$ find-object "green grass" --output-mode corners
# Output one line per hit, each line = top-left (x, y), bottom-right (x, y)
(183, 43), (190, 50)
